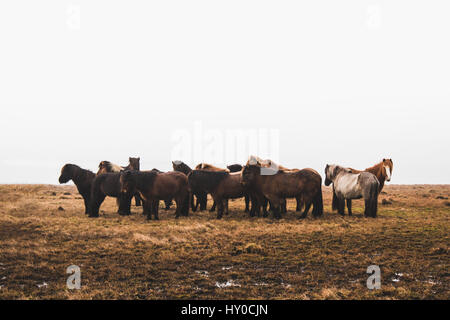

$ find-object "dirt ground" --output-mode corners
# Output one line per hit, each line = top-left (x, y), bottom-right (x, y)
(0, 184), (448, 299)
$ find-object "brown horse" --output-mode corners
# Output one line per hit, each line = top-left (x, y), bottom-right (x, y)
(188, 170), (246, 219)
(172, 160), (199, 212)
(246, 156), (303, 213)
(331, 159), (393, 215)
(89, 172), (134, 217)
(241, 164), (323, 219)
(120, 170), (189, 220)
(97, 158), (144, 207)
(194, 163), (229, 212)
(58, 164), (96, 215)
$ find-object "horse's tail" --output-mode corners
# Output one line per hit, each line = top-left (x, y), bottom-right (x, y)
(312, 186), (324, 217)
(331, 187), (338, 211)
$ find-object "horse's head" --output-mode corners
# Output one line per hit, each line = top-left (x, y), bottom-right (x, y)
(97, 161), (108, 175)
(59, 164), (74, 184)
(382, 158), (393, 182)
(241, 164), (260, 187)
(120, 170), (137, 194)
(324, 164), (336, 186)
(128, 157), (140, 171)
(172, 160), (184, 171)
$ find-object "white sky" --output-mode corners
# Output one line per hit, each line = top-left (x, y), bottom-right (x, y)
(0, 1), (449, 184)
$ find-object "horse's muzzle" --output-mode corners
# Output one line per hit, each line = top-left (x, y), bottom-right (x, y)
(324, 178), (332, 186)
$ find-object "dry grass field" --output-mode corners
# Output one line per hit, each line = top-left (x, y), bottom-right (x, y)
(0, 184), (448, 300)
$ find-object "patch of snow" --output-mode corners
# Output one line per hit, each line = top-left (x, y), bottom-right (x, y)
(215, 280), (241, 288)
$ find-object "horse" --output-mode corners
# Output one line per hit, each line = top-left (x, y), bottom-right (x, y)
(246, 156), (303, 213)
(241, 164), (323, 219)
(331, 159), (393, 215)
(120, 170), (189, 220)
(188, 170), (247, 219)
(226, 164), (250, 212)
(58, 164), (96, 215)
(172, 160), (199, 212)
(194, 163), (230, 212)
(89, 172), (134, 217)
(97, 158), (144, 207)
(325, 164), (379, 218)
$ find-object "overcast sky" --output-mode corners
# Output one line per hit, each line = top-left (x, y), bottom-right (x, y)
(0, 1), (449, 184)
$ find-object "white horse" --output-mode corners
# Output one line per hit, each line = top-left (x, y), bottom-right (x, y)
(325, 164), (380, 218)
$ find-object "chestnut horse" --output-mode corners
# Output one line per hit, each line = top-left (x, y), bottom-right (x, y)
(331, 159), (393, 215)
(58, 164), (96, 215)
(326, 164), (379, 218)
(188, 170), (247, 219)
(120, 170), (189, 220)
(97, 158), (143, 206)
(241, 164), (323, 219)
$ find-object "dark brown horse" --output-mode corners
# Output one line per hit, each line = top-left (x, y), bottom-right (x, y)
(246, 156), (303, 214)
(331, 159), (393, 215)
(58, 164), (96, 215)
(188, 170), (247, 219)
(226, 164), (250, 212)
(172, 160), (199, 212)
(120, 170), (189, 220)
(97, 158), (143, 207)
(89, 172), (133, 217)
(241, 164), (323, 219)
(194, 163), (230, 212)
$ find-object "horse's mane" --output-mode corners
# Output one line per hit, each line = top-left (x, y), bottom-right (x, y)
(100, 161), (123, 173)
(63, 164), (95, 182)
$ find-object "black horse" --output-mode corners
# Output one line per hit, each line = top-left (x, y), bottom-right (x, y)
(58, 164), (96, 215)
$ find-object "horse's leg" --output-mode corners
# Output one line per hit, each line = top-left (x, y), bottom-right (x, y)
(225, 199), (229, 215)
(244, 194), (250, 213)
(83, 196), (90, 215)
(296, 196), (303, 212)
(262, 197), (269, 217)
(174, 195), (182, 219)
(346, 199), (352, 216)
(154, 200), (160, 220)
(89, 194), (105, 218)
(216, 197), (224, 219)
(134, 193), (142, 207)
(371, 186), (379, 218)
(268, 196), (282, 219)
(337, 198), (346, 216)
(281, 198), (287, 214)
(200, 193), (207, 211)
(332, 190), (339, 212)
(143, 200), (152, 220)
(210, 200), (216, 212)
(117, 193), (132, 216)
(364, 198), (371, 217)
(164, 199), (172, 210)
(299, 202), (312, 219)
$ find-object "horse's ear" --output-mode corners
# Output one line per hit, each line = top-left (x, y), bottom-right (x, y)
(383, 158), (386, 162)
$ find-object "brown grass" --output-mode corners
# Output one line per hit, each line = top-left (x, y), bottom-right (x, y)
(0, 184), (449, 300)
